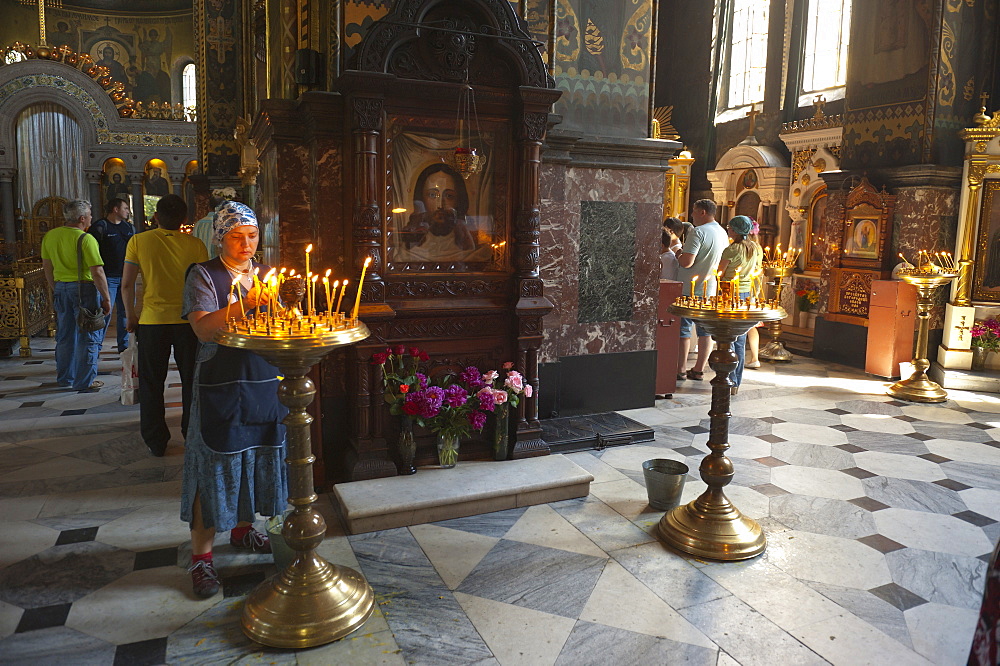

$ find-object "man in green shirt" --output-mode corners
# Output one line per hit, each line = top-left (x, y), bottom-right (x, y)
(41, 200), (112, 391)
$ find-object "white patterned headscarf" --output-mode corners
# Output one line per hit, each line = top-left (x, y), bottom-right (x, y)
(212, 201), (258, 247)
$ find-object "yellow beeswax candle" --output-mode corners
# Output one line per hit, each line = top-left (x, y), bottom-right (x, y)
(352, 258), (372, 320)
(336, 279), (348, 314)
(311, 274), (319, 315)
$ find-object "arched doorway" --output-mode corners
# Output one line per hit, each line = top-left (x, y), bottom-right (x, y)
(15, 102), (86, 221)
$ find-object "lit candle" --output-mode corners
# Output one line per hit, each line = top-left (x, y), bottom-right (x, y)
(691, 275), (698, 298)
(236, 276), (246, 318)
(304, 243), (312, 285)
(352, 257), (372, 321)
(336, 279), (348, 315)
(306, 271), (313, 316)
(228, 275), (238, 321)
(324, 269), (333, 312)
(311, 274), (319, 316)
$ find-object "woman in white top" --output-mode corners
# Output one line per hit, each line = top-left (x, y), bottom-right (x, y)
(660, 228), (681, 280)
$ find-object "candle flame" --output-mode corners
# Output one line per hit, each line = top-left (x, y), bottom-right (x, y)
(305, 243), (313, 253)
(311, 274), (319, 283)
(364, 256), (372, 267)
(325, 268), (332, 277)
(263, 267), (276, 282)
(322, 276), (329, 285)
(231, 275), (241, 286)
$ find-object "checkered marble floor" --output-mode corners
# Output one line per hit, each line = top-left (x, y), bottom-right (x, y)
(0, 338), (997, 665)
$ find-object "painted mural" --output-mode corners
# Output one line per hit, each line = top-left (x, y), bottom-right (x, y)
(842, 0), (991, 168)
(200, 0), (241, 177)
(550, 0), (652, 138)
(24, 7), (194, 106)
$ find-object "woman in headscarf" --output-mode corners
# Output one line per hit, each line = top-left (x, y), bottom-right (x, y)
(180, 202), (288, 598)
(717, 215), (763, 393)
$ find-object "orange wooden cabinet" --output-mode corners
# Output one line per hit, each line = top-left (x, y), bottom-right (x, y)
(656, 280), (683, 396)
(865, 280), (918, 379)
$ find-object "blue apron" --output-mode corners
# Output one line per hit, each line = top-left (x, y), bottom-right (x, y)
(194, 257), (286, 454)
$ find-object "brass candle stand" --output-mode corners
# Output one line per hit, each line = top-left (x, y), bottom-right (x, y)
(660, 298), (786, 560)
(215, 312), (374, 648)
(758, 264), (793, 362)
(887, 270), (958, 403)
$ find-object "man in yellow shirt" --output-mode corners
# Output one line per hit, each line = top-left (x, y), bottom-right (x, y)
(41, 200), (112, 391)
(121, 195), (208, 456)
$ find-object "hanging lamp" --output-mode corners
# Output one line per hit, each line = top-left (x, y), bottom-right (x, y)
(451, 83), (486, 179)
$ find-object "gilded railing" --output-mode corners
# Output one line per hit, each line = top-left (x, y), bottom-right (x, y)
(0, 248), (53, 357)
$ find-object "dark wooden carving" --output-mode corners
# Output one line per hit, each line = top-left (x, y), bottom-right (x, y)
(825, 177), (896, 324)
(351, 0), (551, 89)
(252, 0), (561, 485)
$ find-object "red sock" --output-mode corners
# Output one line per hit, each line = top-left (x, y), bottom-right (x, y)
(192, 551), (212, 565)
(231, 525), (251, 541)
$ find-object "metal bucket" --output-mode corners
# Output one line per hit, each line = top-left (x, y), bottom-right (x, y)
(265, 512), (295, 571)
(642, 459), (689, 511)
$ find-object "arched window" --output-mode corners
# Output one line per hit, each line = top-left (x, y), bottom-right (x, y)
(725, 0), (770, 111)
(182, 63), (197, 109)
(801, 0), (852, 97)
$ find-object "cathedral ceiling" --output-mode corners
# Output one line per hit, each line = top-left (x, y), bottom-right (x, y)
(62, 0), (191, 13)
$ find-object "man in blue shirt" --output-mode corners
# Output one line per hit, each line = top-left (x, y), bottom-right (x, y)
(87, 197), (134, 352)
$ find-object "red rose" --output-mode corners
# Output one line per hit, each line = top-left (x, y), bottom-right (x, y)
(394, 344), (406, 355)
(371, 352), (388, 364)
(402, 401), (419, 415)
(399, 384), (410, 393)
(419, 351), (430, 361)
(409, 347), (421, 357)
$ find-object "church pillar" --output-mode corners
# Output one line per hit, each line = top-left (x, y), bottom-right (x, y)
(511, 108), (551, 459)
(130, 177), (146, 230)
(85, 172), (101, 215)
(0, 170), (16, 245)
(194, 0), (243, 180)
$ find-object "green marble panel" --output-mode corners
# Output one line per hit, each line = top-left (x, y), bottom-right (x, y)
(578, 201), (636, 323)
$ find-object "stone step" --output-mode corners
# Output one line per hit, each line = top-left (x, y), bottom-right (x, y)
(332, 454), (594, 534)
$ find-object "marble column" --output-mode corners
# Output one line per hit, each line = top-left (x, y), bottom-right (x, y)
(130, 177), (146, 231)
(0, 171), (16, 246)
(85, 172), (102, 215)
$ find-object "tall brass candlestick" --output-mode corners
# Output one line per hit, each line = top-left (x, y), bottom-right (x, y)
(659, 301), (786, 560)
(758, 264), (793, 362)
(216, 323), (374, 647)
(888, 271), (958, 403)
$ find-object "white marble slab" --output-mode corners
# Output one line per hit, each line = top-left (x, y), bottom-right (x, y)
(334, 455), (593, 534)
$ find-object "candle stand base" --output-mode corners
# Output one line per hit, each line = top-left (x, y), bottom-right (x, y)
(886, 272), (957, 405)
(657, 306), (783, 561)
(887, 377), (948, 403)
(758, 268), (793, 362)
(216, 325), (375, 648)
(657, 497), (766, 561)
(758, 338), (792, 362)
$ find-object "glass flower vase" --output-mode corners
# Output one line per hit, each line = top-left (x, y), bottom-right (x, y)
(972, 346), (988, 372)
(437, 433), (459, 468)
(397, 416), (417, 476)
(492, 404), (510, 461)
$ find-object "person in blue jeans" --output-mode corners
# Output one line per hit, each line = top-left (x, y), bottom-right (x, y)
(717, 215), (763, 394)
(87, 197), (134, 352)
(41, 199), (112, 391)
